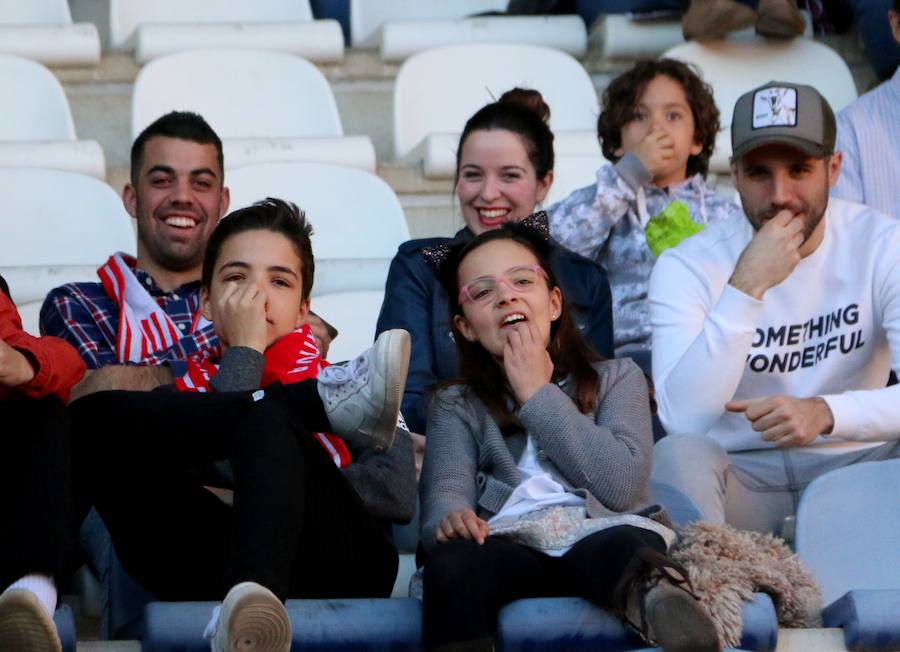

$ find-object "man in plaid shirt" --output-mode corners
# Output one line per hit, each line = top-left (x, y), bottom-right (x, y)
(41, 111), (230, 396)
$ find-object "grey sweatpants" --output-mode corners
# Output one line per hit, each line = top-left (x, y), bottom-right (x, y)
(651, 434), (900, 535)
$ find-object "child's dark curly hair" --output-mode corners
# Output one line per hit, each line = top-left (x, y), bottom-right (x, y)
(597, 59), (720, 179)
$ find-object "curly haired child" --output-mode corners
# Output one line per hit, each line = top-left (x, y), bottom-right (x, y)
(550, 58), (744, 356)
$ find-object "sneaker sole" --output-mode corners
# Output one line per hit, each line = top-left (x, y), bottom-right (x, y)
(646, 589), (720, 652)
(216, 583), (291, 652)
(370, 329), (411, 452)
(0, 589), (62, 652)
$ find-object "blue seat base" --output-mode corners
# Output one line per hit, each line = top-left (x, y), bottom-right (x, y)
(823, 590), (900, 652)
(145, 598), (423, 651)
(53, 604), (76, 652)
(143, 592), (777, 651)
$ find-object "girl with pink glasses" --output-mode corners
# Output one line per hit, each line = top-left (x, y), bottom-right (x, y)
(419, 222), (718, 652)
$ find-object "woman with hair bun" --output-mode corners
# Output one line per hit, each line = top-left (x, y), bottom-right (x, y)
(377, 88), (614, 440)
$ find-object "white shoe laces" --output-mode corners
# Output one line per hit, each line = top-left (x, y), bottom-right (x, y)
(318, 352), (370, 399)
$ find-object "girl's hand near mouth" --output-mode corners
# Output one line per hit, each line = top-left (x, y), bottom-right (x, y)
(503, 321), (553, 404)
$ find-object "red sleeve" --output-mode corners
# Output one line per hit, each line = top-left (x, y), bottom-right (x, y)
(1, 292), (86, 401)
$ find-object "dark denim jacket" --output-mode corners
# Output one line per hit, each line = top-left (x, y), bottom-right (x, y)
(375, 228), (614, 433)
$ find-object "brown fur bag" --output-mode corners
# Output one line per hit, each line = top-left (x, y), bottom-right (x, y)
(671, 522), (823, 647)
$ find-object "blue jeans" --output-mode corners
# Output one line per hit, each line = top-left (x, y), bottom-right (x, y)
(651, 433), (900, 534)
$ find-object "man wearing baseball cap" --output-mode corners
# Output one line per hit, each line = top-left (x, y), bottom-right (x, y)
(646, 81), (900, 533)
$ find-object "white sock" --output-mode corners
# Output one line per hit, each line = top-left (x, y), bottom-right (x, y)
(3, 574), (57, 618)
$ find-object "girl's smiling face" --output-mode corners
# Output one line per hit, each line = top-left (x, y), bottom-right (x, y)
(201, 229), (309, 349)
(455, 129), (553, 235)
(453, 238), (561, 359)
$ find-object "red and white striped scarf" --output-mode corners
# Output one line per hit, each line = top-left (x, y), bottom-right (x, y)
(175, 325), (352, 468)
(98, 253), (205, 363)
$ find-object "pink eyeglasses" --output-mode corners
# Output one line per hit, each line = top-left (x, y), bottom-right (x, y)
(458, 264), (549, 305)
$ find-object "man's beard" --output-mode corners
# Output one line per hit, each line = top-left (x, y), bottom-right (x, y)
(743, 179), (830, 245)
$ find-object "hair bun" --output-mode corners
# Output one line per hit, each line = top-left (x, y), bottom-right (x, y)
(497, 87), (550, 124)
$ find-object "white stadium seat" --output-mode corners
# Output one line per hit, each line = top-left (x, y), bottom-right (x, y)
(0, 169), (135, 335)
(663, 38), (857, 174)
(380, 15), (587, 62)
(394, 44), (600, 178)
(226, 161), (410, 264)
(109, 0), (343, 64)
(0, 0), (100, 66)
(309, 290), (385, 363)
(226, 162), (408, 358)
(0, 53), (105, 178)
(350, 0), (506, 47)
(350, 0), (586, 61)
(545, 154), (607, 207)
(132, 50), (375, 172)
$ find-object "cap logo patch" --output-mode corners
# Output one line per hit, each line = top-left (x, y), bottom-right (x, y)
(752, 87), (797, 128)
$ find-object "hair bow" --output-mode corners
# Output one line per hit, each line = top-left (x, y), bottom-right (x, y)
(422, 210), (550, 274)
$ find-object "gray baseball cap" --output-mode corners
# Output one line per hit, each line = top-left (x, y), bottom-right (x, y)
(731, 81), (836, 161)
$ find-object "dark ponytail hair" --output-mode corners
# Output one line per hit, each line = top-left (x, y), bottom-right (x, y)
(455, 88), (555, 187)
(437, 223), (602, 432)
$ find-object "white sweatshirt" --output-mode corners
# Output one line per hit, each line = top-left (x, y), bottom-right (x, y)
(649, 198), (900, 452)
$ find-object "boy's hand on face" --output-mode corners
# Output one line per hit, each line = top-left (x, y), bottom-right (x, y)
(630, 127), (676, 181)
(729, 210), (805, 300)
(503, 322), (553, 405)
(214, 281), (268, 354)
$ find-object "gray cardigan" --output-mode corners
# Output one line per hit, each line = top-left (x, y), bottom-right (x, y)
(420, 357), (655, 552)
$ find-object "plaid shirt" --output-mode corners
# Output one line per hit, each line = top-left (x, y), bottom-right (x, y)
(39, 260), (219, 372)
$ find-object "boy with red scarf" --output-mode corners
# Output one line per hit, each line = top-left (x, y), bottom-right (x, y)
(69, 199), (415, 652)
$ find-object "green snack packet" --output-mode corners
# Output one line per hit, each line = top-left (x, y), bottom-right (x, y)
(644, 200), (704, 257)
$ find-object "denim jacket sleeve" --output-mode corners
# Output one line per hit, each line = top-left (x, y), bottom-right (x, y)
(549, 245), (615, 359)
(376, 243), (440, 434)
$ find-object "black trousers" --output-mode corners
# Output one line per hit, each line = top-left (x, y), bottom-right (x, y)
(0, 396), (73, 593)
(68, 381), (397, 602)
(422, 525), (667, 650)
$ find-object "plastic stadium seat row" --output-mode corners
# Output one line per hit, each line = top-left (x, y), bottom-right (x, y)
(0, 53), (105, 179)
(0, 0), (100, 66)
(132, 50), (376, 173)
(108, 0), (343, 64)
(394, 44), (602, 179)
(796, 460), (900, 651)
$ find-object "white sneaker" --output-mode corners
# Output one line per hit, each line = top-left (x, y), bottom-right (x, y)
(208, 582), (290, 652)
(0, 589), (62, 652)
(317, 329), (410, 453)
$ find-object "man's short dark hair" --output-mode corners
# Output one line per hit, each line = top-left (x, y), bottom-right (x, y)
(202, 198), (315, 301)
(130, 111), (223, 186)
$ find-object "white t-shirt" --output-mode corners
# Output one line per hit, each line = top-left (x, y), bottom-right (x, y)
(649, 198), (900, 453)
(489, 435), (586, 522)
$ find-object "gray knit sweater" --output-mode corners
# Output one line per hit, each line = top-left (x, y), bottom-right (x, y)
(420, 357), (655, 552)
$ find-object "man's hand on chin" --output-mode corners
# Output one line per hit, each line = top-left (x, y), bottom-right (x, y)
(726, 395), (835, 448)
